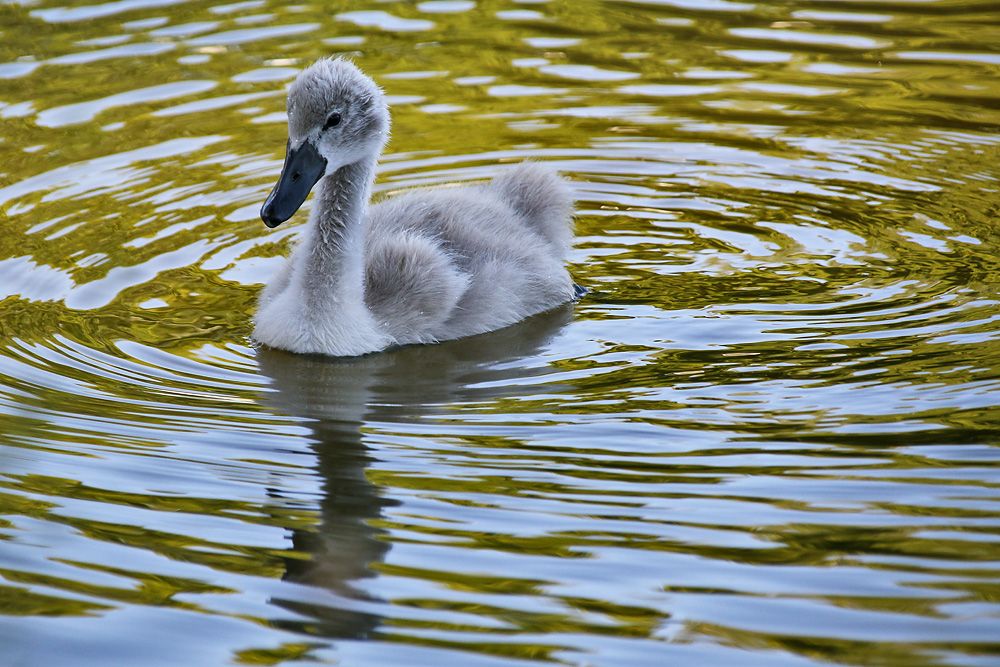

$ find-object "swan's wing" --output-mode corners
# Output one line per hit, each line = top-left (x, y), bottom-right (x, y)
(364, 229), (469, 344)
(363, 176), (576, 342)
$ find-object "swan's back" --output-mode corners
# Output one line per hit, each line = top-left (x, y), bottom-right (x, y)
(363, 162), (576, 344)
(490, 161), (575, 255)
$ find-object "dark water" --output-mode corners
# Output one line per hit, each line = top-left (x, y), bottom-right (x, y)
(2, 1), (1000, 665)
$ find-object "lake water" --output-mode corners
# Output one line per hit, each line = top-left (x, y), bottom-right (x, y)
(2, 1), (1000, 665)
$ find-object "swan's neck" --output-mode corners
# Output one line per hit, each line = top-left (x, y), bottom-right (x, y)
(256, 153), (392, 356)
(298, 156), (376, 309)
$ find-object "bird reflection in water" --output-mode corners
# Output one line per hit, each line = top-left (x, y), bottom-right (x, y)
(255, 304), (577, 639)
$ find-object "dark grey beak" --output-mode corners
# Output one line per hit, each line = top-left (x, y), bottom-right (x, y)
(260, 140), (328, 228)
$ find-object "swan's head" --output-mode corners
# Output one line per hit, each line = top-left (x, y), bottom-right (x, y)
(261, 58), (390, 228)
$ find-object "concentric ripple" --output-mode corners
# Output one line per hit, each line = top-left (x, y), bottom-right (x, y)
(2, 0), (1000, 666)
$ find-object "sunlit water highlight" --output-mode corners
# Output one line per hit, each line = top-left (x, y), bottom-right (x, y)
(1, 0), (999, 665)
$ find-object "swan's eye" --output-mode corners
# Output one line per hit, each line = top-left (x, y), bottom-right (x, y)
(323, 112), (342, 131)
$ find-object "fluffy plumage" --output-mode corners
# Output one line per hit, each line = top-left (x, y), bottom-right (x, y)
(253, 58), (578, 357)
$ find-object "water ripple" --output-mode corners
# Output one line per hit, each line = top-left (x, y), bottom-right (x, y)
(1, 1), (1000, 665)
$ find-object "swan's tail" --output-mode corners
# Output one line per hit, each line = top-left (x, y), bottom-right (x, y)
(492, 161), (575, 255)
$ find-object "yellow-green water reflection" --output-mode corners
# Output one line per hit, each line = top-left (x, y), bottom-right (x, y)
(2, 0), (1000, 665)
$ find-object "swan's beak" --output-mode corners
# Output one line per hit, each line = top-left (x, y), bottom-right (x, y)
(260, 140), (328, 228)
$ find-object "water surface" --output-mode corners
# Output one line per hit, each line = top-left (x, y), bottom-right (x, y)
(2, 0), (1000, 665)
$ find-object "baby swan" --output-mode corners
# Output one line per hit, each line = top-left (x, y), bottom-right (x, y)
(254, 58), (578, 357)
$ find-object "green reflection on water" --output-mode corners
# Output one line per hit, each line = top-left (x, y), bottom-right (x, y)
(1, 0), (1000, 665)
(0, 583), (112, 616)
